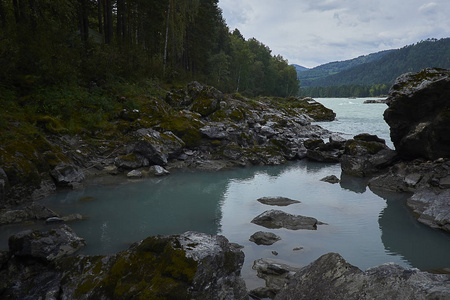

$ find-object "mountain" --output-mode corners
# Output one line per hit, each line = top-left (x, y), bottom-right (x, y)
(292, 64), (309, 72)
(298, 50), (394, 86)
(299, 38), (450, 89)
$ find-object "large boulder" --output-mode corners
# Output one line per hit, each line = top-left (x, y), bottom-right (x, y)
(384, 68), (450, 160)
(57, 231), (247, 299)
(275, 253), (450, 300)
(407, 189), (450, 232)
(249, 231), (281, 245)
(257, 196), (301, 206)
(8, 225), (86, 262)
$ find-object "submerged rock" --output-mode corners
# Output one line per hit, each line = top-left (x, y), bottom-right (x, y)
(249, 231), (281, 245)
(321, 175), (340, 184)
(384, 68), (450, 160)
(275, 253), (450, 300)
(251, 209), (322, 230)
(257, 196), (301, 206)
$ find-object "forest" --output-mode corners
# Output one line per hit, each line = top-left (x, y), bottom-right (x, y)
(0, 0), (299, 99)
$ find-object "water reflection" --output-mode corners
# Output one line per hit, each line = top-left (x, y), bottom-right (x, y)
(372, 188), (450, 270)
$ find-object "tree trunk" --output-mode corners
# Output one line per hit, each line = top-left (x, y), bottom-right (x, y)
(97, 0), (102, 34)
(163, 0), (171, 74)
(80, 0), (89, 43)
(104, 0), (113, 44)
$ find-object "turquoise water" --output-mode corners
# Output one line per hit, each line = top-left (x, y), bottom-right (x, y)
(33, 162), (450, 290)
(2, 98), (450, 291)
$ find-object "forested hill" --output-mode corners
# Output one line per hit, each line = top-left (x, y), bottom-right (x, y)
(297, 49), (394, 86)
(299, 38), (450, 97)
(0, 0), (298, 98)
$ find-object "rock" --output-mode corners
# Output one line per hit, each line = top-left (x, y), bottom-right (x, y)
(321, 175), (340, 184)
(45, 217), (65, 224)
(50, 164), (85, 188)
(8, 225), (86, 262)
(341, 134), (398, 177)
(200, 122), (229, 139)
(384, 68), (450, 160)
(249, 231), (281, 245)
(0, 167), (9, 206)
(25, 202), (59, 220)
(369, 158), (450, 193)
(149, 165), (170, 176)
(251, 209), (321, 230)
(407, 189), (450, 232)
(0, 209), (29, 225)
(275, 253), (450, 300)
(132, 128), (185, 166)
(257, 196), (301, 206)
(363, 99), (388, 104)
(251, 258), (300, 298)
(61, 213), (83, 222)
(114, 153), (149, 169)
(305, 138), (344, 163)
(57, 231), (247, 299)
(127, 169), (143, 178)
(188, 82), (223, 116)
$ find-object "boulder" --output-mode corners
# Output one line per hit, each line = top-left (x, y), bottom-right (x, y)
(257, 196), (301, 206)
(8, 225), (86, 261)
(384, 68), (450, 160)
(57, 232), (247, 299)
(127, 169), (143, 179)
(249, 231), (281, 245)
(132, 128), (185, 166)
(275, 253), (450, 300)
(304, 138), (344, 163)
(251, 209), (322, 230)
(149, 165), (170, 176)
(340, 134), (397, 177)
(114, 153), (149, 170)
(250, 258), (300, 299)
(50, 164), (85, 188)
(187, 82), (223, 116)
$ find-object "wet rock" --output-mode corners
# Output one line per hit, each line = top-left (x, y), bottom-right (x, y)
(257, 196), (301, 206)
(363, 99), (388, 104)
(275, 253), (450, 300)
(341, 134), (398, 177)
(321, 175), (340, 184)
(57, 231), (247, 299)
(407, 189), (450, 232)
(25, 202), (59, 220)
(149, 165), (170, 176)
(50, 164), (85, 188)
(384, 68), (450, 160)
(251, 209), (321, 230)
(8, 225), (86, 262)
(0, 203), (59, 225)
(249, 231), (281, 245)
(251, 258), (300, 298)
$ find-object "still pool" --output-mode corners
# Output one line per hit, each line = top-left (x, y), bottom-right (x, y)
(19, 161), (447, 290)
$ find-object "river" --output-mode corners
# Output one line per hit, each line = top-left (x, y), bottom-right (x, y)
(1, 98), (449, 290)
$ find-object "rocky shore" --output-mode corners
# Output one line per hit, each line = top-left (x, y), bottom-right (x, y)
(1, 69), (450, 299)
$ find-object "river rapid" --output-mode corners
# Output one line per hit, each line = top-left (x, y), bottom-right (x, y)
(1, 98), (449, 290)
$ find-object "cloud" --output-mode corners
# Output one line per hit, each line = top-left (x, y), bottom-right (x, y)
(219, 0), (450, 68)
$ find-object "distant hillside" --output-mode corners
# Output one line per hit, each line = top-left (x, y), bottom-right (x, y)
(292, 64), (309, 72)
(300, 38), (450, 88)
(298, 50), (394, 86)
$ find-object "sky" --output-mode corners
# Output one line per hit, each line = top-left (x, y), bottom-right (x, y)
(218, 0), (450, 68)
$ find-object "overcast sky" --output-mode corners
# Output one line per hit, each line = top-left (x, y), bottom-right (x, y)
(218, 0), (450, 68)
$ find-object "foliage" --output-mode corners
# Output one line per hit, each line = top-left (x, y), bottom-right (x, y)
(299, 84), (390, 98)
(0, 0), (297, 98)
